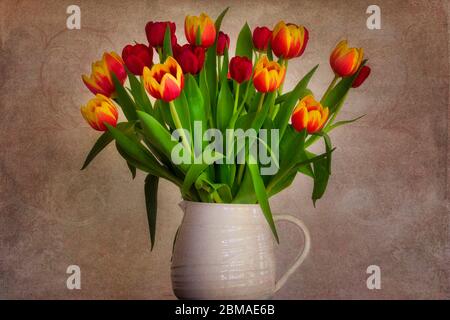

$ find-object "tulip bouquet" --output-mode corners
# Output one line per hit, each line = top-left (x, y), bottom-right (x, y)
(80, 8), (370, 247)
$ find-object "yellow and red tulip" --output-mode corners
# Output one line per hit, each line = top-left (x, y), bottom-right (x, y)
(82, 52), (127, 97)
(291, 95), (329, 134)
(143, 56), (184, 102)
(253, 55), (286, 93)
(81, 94), (119, 131)
(185, 13), (216, 48)
(330, 40), (364, 77)
(271, 21), (309, 60)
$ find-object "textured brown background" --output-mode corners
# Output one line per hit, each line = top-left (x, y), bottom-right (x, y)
(0, 0), (449, 299)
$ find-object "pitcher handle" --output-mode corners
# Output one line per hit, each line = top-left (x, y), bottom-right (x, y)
(273, 214), (311, 293)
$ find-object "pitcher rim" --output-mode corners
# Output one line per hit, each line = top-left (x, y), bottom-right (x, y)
(180, 200), (262, 209)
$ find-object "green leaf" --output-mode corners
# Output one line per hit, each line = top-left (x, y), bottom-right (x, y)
(219, 46), (229, 83)
(158, 100), (175, 130)
(137, 111), (190, 173)
(235, 22), (253, 61)
(312, 157), (330, 207)
(127, 162), (136, 179)
(204, 7), (229, 110)
(275, 88), (312, 105)
(297, 150), (315, 178)
(321, 60), (367, 113)
(144, 174), (159, 250)
(106, 123), (177, 182)
(232, 166), (256, 203)
(184, 74), (207, 153)
(81, 122), (134, 170)
(173, 91), (192, 138)
(267, 172), (296, 197)
(216, 79), (234, 132)
(81, 131), (112, 170)
(214, 7), (230, 33)
(162, 25), (173, 59)
(199, 67), (212, 127)
(326, 114), (365, 132)
(248, 156), (279, 242)
(266, 41), (274, 61)
(111, 73), (138, 121)
(266, 126), (311, 194)
(273, 65), (318, 139)
(181, 152), (223, 197)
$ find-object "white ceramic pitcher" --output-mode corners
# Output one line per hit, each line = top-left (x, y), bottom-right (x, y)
(171, 201), (310, 300)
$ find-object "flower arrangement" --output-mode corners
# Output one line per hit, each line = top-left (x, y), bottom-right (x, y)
(80, 8), (370, 248)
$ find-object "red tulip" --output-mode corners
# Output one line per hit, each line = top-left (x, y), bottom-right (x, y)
(352, 66), (371, 88)
(121, 43), (153, 76)
(216, 31), (230, 56)
(145, 21), (177, 48)
(229, 56), (253, 84)
(252, 26), (272, 51)
(173, 44), (206, 75)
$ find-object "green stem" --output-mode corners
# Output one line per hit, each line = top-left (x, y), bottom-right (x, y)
(236, 163), (245, 186)
(277, 59), (287, 96)
(217, 56), (222, 80)
(322, 75), (339, 102)
(169, 101), (192, 157)
(233, 83), (240, 114)
(212, 191), (223, 203)
(257, 93), (265, 113)
(327, 90), (349, 126)
(305, 90), (349, 148)
(157, 47), (163, 63)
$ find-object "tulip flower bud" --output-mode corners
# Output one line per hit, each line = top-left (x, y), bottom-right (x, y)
(352, 65), (371, 88)
(291, 95), (329, 134)
(253, 55), (286, 93)
(82, 52), (127, 97)
(143, 56), (184, 102)
(272, 21), (308, 59)
(216, 31), (230, 56)
(330, 40), (364, 77)
(185, 13), (216, 48)
(145, 21), (177, 48)
(81, 94), (119, 131)
(229, 56), (252, 84)
(252, 26), (272, 52)
(122, 43), (153, 76)
(173, 44), (206, 75)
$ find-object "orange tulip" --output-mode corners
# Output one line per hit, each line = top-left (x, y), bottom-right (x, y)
(271, 21), (308, 59)
(143, 56), (184, 102)
(82, 52), (127, 97)
(291, 95), (329, 134)
(185, 13), (216, 48)
(252, 55), (286, 93)
(330, 40), (364, 77)
(81, 94), (119, 131)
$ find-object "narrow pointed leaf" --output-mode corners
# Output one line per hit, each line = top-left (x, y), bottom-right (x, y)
(144, 174), (159, 250)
